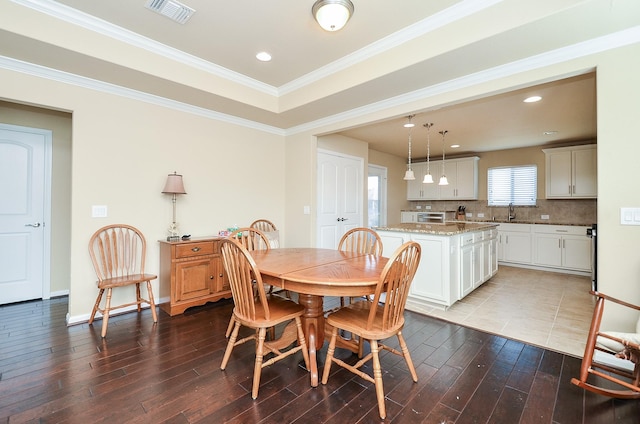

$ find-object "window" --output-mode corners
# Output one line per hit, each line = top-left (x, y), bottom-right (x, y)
(488, 165), (537, 206)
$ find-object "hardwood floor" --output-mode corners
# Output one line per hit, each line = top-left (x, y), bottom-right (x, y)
(1, 296), (639, 423)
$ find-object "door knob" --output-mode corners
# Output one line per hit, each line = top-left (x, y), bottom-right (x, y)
(25, 222), (41, 228)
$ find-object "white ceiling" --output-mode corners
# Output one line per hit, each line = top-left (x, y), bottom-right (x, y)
(2, 0), (636, 158)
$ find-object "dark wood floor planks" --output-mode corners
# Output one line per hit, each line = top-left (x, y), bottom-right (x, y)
(1, 296), (639, 423)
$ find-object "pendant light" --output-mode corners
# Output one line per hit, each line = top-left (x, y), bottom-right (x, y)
(438, 130), (449, 185)
(422, 123), (434, 183)
(403, 115), (416, 180)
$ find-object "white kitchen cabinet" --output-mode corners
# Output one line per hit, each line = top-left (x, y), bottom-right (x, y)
(400, 211), (418, 223)
(533, 225), (591, 272)
(497, 223), (532, 264)
(406, 157), (478, 200)
(460, 229), (497, 300)
(408, 233), (459, 308)
(406, 162), (427, 200)
(439, 157), (479, 200)
(543, 144), (597, 199)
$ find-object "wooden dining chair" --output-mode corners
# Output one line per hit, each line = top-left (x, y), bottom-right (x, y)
(88, 224), (158, 338)
(321, 241), (421, 420)
(337, 227), (383, 307)
(570, 291), (640, 399)
(224, 227), (271, 338)
(219, 238), (310, 399)
(250, 219), (279, 248)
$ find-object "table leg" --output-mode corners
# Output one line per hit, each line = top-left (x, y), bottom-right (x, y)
(297, 294), (324, 387)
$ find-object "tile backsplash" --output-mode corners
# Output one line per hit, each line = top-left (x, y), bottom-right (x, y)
(409, 199), (596, 225)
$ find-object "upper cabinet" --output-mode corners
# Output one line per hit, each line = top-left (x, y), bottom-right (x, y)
(543, 144), (597, 199)
(407, 157), (479, 201)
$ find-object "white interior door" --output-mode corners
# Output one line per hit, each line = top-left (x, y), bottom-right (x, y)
(317, 150), (363, 249)
(0, 124), (51, 304)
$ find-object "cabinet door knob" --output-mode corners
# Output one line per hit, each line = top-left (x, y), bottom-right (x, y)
(219, 273), (224, 278)
(210, 275), (214, 279)
(191, 247), (201, 252)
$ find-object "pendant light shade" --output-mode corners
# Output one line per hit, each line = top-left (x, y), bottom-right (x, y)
(312, 0), (354, 32)
(403, 115), (416, 180)
(423, 122), (434, 184)
(438, 130), (449, 186)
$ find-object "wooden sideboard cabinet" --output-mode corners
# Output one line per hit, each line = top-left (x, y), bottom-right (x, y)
(159, 237), (231, 316)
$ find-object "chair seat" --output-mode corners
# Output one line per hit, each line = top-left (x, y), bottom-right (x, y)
(97, 273), (157, 289)
(234, 295), (305, 328)
(326, 300), (404, 341)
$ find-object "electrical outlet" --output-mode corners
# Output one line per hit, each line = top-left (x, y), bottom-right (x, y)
(424, 205), (431, 210)
(416, 205), (422, 209)
(466, 212), (472, 218)
(541, 214), (550, 220)
(477, 213), (484, 218)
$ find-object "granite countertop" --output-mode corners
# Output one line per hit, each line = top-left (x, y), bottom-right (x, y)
(376, 222), (498, 236)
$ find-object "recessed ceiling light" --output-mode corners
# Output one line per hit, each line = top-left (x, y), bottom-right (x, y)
(543, 131), (558, 135)
(450, 144), (460, 148)
(256, 52), (272, 62)
(524, 96), (542, 103)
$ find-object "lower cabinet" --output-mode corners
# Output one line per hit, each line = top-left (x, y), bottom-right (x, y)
(378, 227), (497, 310)
(159, 237), (231, 316)
(533, 225), (591, 272)
(497, 224), (532, 264)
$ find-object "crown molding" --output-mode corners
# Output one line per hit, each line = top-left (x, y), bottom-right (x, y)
(279, 0), (504, 95)
(11, 0), (279, 96)
(0, 55), (286, 136)
(285, 26), (640, 136)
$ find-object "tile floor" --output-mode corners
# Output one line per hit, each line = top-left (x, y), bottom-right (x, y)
(420, 265), (595, 358)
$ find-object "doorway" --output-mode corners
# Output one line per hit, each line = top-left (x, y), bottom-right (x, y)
(0, 123), (52, 304)
(368, 164), (387, 228)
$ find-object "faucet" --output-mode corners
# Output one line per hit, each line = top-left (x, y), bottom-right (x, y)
(508, 203), (516, 222)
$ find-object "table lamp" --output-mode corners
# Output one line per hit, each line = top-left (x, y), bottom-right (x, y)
(162, 172), (186, 241)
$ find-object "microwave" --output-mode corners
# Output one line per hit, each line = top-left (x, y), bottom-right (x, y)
(416, 211), (455, 223)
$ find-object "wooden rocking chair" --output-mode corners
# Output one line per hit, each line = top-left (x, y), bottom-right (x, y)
(570, 291), (640, 399)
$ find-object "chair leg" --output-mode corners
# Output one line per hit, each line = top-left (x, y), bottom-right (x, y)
(135, 283), (142, 312)
(370, 339), (386, 420)
(397, 331), (418, 382)
(321, 326), (339, 384)
(146, 281), (158, 323)
(295, 317), (310, 370)
(221, 321), (241, 370)
(89, 289), (104, 324)
(252, 328), (267, 399)
(225, 314), (235, 338)
(101, 288), (113, 338)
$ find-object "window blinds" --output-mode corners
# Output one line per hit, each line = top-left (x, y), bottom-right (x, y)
(488, 165), (537, 206)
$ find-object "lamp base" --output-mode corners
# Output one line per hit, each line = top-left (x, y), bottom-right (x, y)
(166, 235), (181, 242)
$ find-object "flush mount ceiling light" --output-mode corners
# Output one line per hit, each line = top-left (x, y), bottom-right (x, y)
(403, 115), (416, 181)
(524, 95), (542, 103)
(312, 0), (354, 32)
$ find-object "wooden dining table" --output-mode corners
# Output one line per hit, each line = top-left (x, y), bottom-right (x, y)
(250, 247), (388, 386)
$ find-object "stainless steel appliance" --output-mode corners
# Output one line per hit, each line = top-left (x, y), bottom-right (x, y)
(586, 224), (597, 291)
(416, 211), (455, 223)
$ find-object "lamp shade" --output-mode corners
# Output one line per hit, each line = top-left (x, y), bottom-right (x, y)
(403, 169), (415, 180)
(423, 173), (434, 184)
(439, 175), (449, 186)
(312, 0), (354, 31)
(162, 172), (186, 194)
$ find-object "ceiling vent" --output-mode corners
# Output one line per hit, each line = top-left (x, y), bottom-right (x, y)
(145, 0), (195, 24)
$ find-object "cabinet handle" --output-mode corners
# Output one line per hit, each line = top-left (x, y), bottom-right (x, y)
(558, 239), (561, 249)
(191, 247), (201, 252)
(210, 275), (214, 279)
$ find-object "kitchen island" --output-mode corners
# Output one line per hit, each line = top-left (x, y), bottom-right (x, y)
(375, 222), (498, 311)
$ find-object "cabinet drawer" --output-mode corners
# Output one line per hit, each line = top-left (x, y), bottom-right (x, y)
(532, 225), (588, 236)
(175, 241), (216, 258)
(460, 233), (475, 246)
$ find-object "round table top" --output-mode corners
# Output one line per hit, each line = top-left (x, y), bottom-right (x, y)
(251, 247), (388, 297)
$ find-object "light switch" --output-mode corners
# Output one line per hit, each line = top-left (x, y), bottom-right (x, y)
(303, 205), (310, 215)
(620, 207), (640, 225)
(92, 205), (108, 218)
